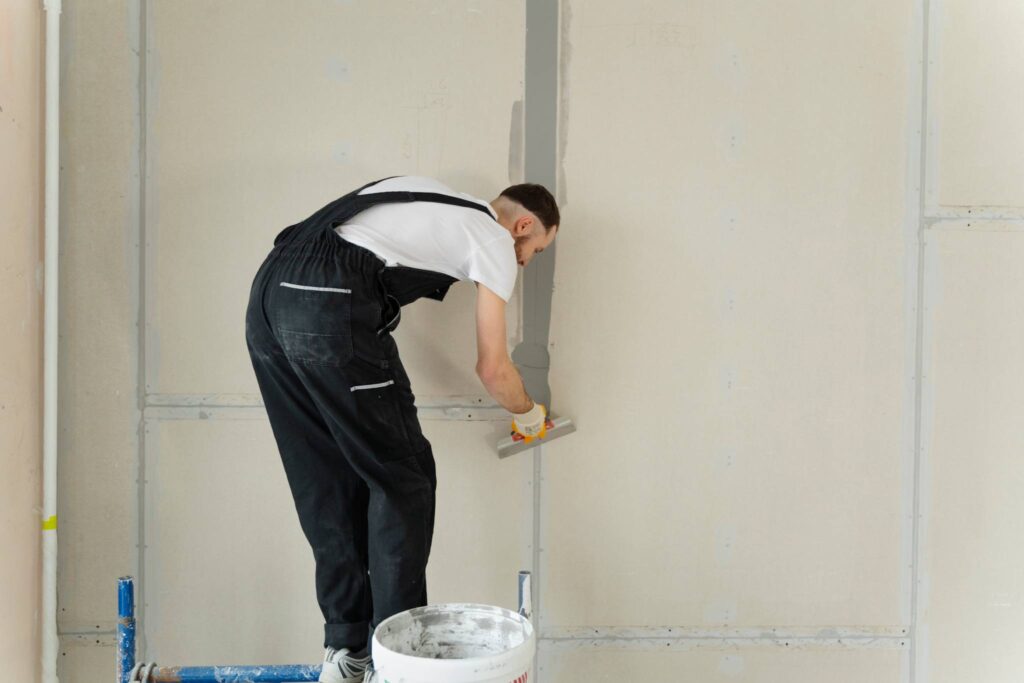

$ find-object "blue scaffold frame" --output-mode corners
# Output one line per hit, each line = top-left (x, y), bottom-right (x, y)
(116, 572), (534, 683)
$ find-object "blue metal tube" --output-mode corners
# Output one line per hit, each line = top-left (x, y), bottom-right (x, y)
(117, 569), (533, 682)
(115, 577), (320, 683)
(146, 664), (321, 682)
(117, 576), (136, 683)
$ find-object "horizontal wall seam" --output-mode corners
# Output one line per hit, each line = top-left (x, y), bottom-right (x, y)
(538, 636), (909, 651)
(146, 393), (499, 408)
(924, 227), (1024, 233)
(925, 208), (1024, 220)
(143, 394), (507, 421)
(56, 631), (909, 651)
(59, 632), (118, 647)
(58, 627), (907, 639)
(543, 626), (907, 638)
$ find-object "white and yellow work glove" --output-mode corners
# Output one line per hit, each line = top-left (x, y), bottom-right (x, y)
(510, 402), (549, 443)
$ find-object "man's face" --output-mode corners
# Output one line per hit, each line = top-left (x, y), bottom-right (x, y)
(513, 218), (558, 267)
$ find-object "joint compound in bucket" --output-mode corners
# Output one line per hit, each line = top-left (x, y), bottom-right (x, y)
(368, 603), (535, 683)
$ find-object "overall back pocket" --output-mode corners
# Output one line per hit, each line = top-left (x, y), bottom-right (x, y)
(273, 281), (354, 367)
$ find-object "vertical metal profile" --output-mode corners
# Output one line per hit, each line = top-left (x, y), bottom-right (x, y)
(133, 0), (151, 661)
(518, 570), (533, 620)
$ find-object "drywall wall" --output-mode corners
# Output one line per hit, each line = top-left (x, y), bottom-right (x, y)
(56, 0), (1024, 681)
(145, 0), (523, 399)
(0, 2), (44, 681)
(59, 0), (528, 678)
(546, 0), (911, 638)
(914, 3), (1024, 681)
(919, 225), (1024, 682)
(56, 1), (146, 680)
(141, 0), (528, 663)
(929, 0), (1024, 212)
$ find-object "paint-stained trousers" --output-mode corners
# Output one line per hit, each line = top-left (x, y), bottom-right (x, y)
(244, 230), (436, 656)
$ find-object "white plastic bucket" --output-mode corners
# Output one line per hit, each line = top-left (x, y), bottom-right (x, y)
(366, 603), (535, 683)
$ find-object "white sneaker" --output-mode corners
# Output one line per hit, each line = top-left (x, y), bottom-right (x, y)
(319, 646), (372, 683)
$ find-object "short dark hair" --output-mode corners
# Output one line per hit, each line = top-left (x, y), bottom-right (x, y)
(499, 183), (560, 232)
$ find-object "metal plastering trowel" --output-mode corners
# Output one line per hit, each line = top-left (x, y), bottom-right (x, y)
(496, 415), (576, 458)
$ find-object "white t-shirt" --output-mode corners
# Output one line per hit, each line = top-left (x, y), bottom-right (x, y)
(334, 176), (518, 302)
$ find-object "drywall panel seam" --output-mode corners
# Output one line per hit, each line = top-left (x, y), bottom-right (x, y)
(899, 3), (929, 683)
(145, 393), (500, 408)
(925, 219), (1024, 233)
(142, 405), (509, 422)
(922, 0), (940, 217)
(901, 1), (933, 643)
(60, 632), (118, 646)
(925, 208), (1024, 221)
(538, 635), (909, 652)
(542, 626), (908, 639)
(140, 420), (163, 662)
(910, 1), (935, 681)
(532, 443), (543, 683)
(124, 0), (143, 657)
(131, 0), (151, 661)
(142, 395), (508, 421)
(146, 393), (269, 407)
(901, 0), (926, 634)
(914, 230), (940, 683)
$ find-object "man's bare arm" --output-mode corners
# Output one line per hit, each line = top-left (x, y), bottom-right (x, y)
(475, 283), (533, 414)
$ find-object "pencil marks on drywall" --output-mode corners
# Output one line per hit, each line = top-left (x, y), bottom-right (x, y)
(325, 56), (351, 83)
(703, 597), (739, 625)
(573, 2), (696, 51)
(399, 88), (451, 175)
(718, 654), (745, 675)
(332, 141), (352, 165)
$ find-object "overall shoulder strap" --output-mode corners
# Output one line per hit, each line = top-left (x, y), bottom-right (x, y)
(276, 176), (403, 244)
(349, 190), (495, 220)
(275, 179), (496, 247)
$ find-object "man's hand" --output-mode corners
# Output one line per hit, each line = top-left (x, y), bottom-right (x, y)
(511, 402), (548, 441)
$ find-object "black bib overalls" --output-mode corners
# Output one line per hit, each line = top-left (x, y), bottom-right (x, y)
(244, 178), (495, 656)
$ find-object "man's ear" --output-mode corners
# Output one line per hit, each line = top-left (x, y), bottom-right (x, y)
(513, 215), (534, 237)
